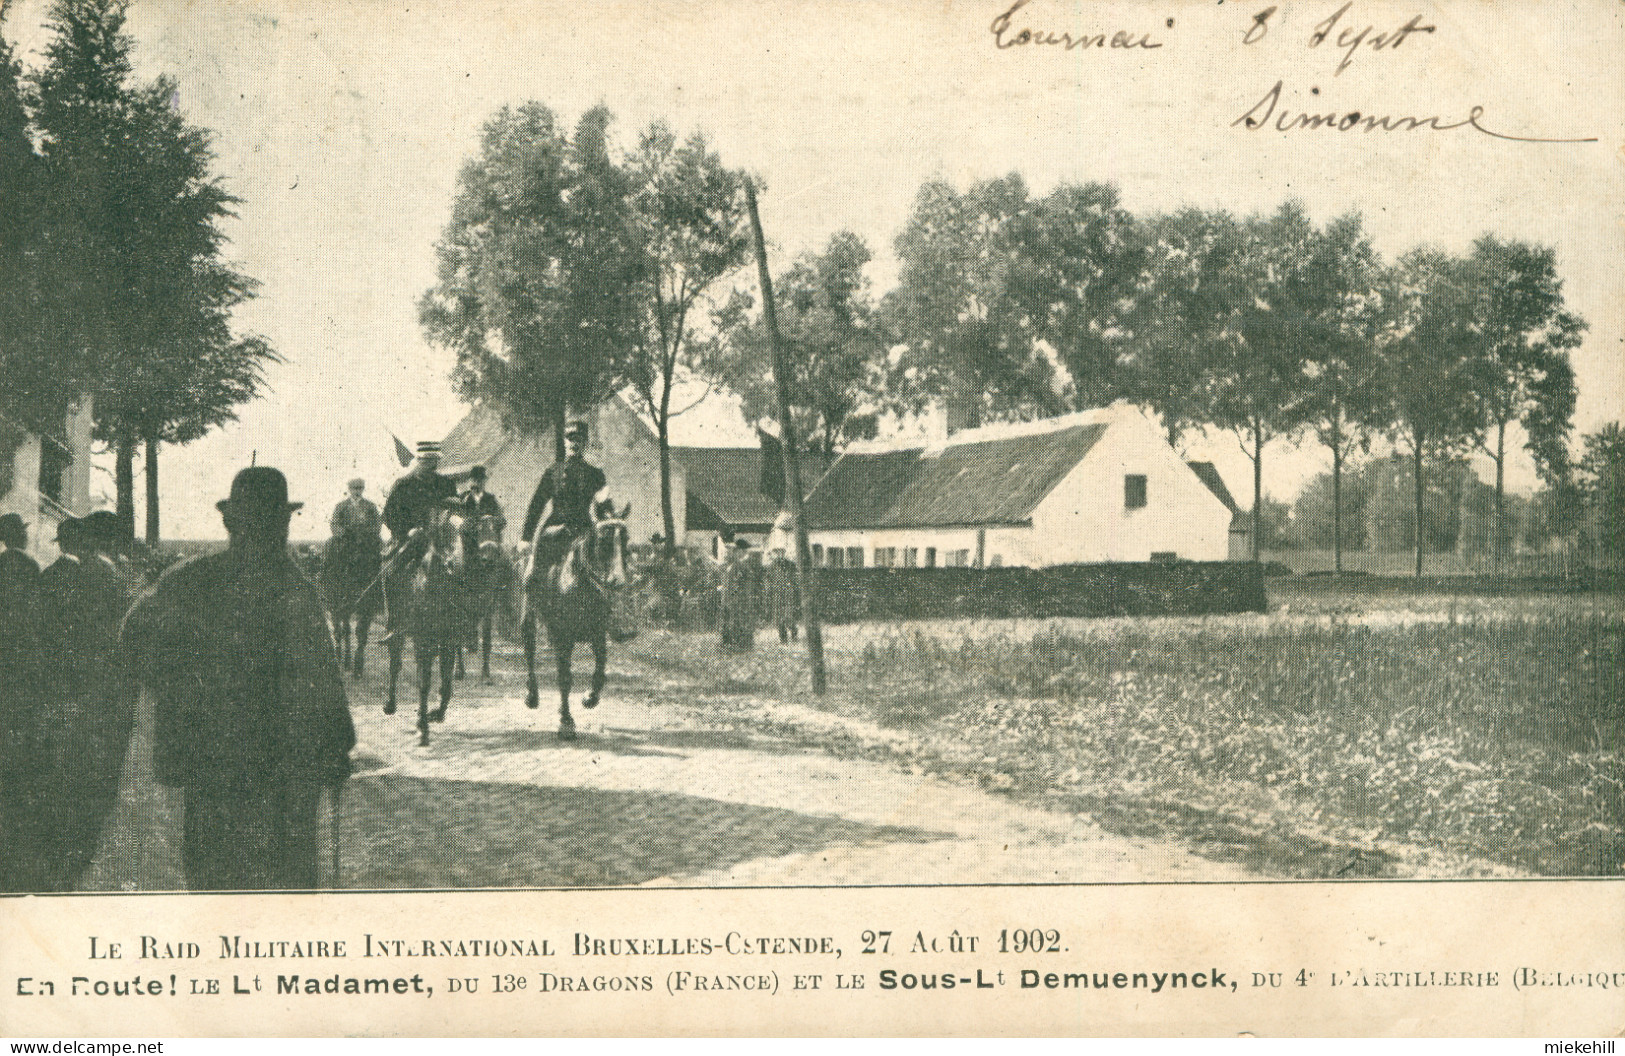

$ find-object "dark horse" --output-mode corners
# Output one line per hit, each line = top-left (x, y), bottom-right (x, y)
(454, 513), (507, 684)
(384, 505), (477, 745)
(321, 529), (380, 677)
(521, 505), (631, 740)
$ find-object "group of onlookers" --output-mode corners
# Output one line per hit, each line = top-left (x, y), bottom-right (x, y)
(0, 510), (143, 892)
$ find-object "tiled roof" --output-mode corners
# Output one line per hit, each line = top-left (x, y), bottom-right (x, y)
(1186, 461), (1240, 514)
(801, 448), (925, 530)
(437, 402), (513, 473)
(804, 422), (1109, 530)
(673, 446), (831, 529)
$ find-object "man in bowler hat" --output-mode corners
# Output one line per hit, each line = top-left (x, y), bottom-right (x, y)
(122, 468), (355, 890)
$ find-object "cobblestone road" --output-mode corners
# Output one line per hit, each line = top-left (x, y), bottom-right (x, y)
(82, 637), (1251, 890)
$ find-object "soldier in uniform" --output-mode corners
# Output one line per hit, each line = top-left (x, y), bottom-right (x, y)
(520, 421), (610, 578)
(122, 468), (355, 890)
(378, 442), (457, 642)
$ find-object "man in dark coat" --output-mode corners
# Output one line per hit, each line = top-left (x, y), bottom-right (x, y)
(765, 547), (801, 643)
(122, 468), (355, 890)
(719, 538), (763, 653)
(379, 443), (457, 642)
(0, 512), (43, 891)
(33, 513), (135, 890)
(521, 421), (609, 578)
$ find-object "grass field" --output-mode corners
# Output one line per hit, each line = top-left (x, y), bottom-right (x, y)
(630, 582), (1624, 877)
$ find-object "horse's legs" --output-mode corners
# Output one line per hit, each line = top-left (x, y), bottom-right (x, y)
(336, 614), (352, 669)
(385, 632), (404, 715)
(353, 611), (372, 677)
(413, 635), (432, 746)
(584, 633), (606, 710)
(432, 632), (453, 723)
(480, 612), (494, 683)
(550, 626), (575, 740)
(521, 612), (539, 710)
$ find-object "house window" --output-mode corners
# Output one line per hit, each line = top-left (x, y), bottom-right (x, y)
(846, 547), (864, 568)
(811, 543), (823, 564)
(903, 548), (918, 568)
(874, 547), (896, 567)
(1124, 474), (1148, 510)
(38, 443), (71, 505)
(989, 554), (1003, 568)
(827, 547), (845, 568)
(1150, 551), (1178, 563)
(924, 547), (937, 568)
(947, 549), (970, 567)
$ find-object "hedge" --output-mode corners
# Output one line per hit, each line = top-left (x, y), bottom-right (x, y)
(804, 561), (1267, 624)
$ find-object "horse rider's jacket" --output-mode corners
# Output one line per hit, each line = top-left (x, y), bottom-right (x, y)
(382, 468), (457, 554)
(329, 496), (381, 542)
(522, 457), (607, 543)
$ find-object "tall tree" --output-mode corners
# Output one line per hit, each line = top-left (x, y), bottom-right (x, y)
(31, 0), (271, 539)
(884, 175), (1066, 428)
(1373, 249), (1484, 576)
(620, 123), (750, 551)
(1135, 203), (1328, 559)
(1459, 235), (1583, 569)
(709, 230), (886, 458)
(1575, 422), (1625, 562)
(421, 103), (640, 461)
(1293, 212), (1384, 572)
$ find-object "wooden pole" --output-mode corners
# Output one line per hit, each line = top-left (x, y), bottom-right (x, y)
(744, 179), (826, 694)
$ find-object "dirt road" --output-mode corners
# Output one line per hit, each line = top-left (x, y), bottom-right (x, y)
(80, 638), (1250, 890)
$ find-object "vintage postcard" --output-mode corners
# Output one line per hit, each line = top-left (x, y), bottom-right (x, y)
(0, 0), (1621, 1039)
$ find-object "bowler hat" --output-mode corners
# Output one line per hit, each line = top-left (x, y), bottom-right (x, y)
(216, 467), (303, 515)
(55, 516), (84, 547)
(0, 512), (27, 548)
(469, 465), (487, 481)
(80, 510), (128, 553)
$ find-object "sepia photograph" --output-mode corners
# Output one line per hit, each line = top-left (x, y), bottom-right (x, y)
(0, 0), (1622, 1037)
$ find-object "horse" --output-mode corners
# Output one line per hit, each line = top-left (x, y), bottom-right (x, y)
(521, 505), (631, 740)
(454, 513), (507, 684)
(321, 530), (381, 677)
(384, 504), (478, 745)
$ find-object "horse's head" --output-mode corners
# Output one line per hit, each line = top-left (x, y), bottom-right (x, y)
(425, 503), (468, 576)
(593, 502), (632, 588)
(475, 514), (503, 562)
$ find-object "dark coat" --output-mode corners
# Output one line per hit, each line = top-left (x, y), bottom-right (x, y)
(382, 470), (457, 542)
(34, 554), (136, 890)
(0, 546), (43, 891)
(522, 458), (607, 543)
(122, 547), (355, 794)
(765, 555), (800, 627)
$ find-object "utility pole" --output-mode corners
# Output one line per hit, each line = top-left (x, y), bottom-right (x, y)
(744, 178), (826, 694)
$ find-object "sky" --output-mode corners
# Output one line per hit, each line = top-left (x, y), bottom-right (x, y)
(5, 0), (1622, 540)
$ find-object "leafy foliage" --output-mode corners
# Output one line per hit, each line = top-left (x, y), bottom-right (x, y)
(710, 231), (886, 456)
(420, 103), (642, 448)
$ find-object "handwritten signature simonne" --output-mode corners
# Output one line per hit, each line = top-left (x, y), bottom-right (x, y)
(1234, 81), (1596, 143)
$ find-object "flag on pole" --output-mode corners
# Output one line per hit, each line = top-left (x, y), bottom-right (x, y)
(391, 433), (413, 467)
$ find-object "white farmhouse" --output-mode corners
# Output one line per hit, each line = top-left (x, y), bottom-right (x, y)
(801, 405), (1237, 568)
(0, 399), (95, 563)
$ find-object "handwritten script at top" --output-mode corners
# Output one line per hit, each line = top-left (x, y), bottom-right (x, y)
(989, 0), (1166, 51)
(987, 0), (1596, 147)
(1237, 3), (1596, 144)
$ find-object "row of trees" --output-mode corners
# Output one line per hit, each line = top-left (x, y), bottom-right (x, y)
(0, 0), (271, 542)
(423, 105), (1587, 570)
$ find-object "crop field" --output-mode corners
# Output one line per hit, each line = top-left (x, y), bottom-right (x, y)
(634, 582), (1624, 878)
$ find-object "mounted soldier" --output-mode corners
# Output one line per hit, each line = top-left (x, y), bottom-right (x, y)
(520, 420), (611, 584)
(325, 479), (383, 675)
(378, 442), (458, 642)
(459, 464), (505, 550)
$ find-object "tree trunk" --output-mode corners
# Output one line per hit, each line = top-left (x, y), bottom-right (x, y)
(1492, 419), (1506, 574)
(1331, 417), (1343, 574)
(115, 429), (135, 543)
(657, 410), (676, 556)
(144, 434), (160, 546)
(551, 401), (566, 463)
(1412, 436), (1425, 578)
(1250, 421), (1263, 563)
